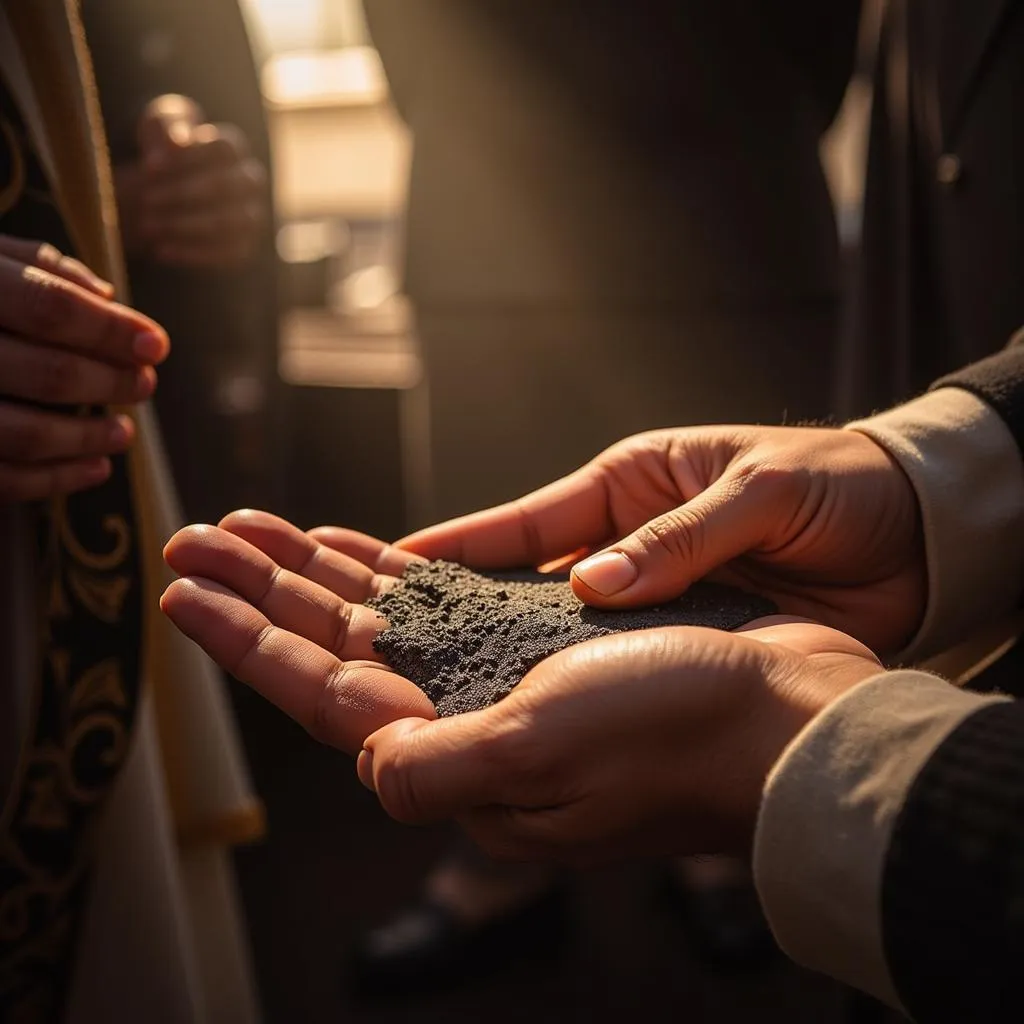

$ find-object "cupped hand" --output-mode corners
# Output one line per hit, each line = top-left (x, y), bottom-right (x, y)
(0, 236), (168, 501)
(116, 94), (267, 268)
(161, 510), (436, 753)
(361, 618), (882, 863)
(398, 426), (926, 657)
(159, 516), (882, 863)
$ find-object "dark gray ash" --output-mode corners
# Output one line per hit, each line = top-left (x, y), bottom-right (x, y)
(369, 560), (776, 717)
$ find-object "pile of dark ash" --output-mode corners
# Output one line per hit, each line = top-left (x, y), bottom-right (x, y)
(369, 560), (775, 717)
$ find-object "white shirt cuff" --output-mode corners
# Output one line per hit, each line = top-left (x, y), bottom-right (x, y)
(846, 388), (1024, 664)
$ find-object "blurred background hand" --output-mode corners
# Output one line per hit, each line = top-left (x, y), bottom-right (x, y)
(114, 93), (268, 269)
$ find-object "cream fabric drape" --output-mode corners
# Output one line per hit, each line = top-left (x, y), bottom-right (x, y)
(0, 2), (264, 1019)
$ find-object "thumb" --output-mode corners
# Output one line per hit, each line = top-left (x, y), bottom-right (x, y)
(138, 94), (202, 170)
(570, 469), (770, 608)
(361, 710), (517, 825)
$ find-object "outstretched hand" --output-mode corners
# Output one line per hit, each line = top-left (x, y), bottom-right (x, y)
(399, 425), (926, 656)
(161, 509), (883, 861)
(162, 510), (436, 754)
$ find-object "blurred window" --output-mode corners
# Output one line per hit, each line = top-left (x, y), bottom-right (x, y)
(240, 0), (368, 61)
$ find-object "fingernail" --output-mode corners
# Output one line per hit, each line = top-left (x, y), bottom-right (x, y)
(133, 330), (167, 363)
(572, 551), (638, 596)
(356, 749), (376, 792)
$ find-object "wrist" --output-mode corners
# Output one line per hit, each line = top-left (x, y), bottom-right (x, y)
(723, 646), (879, 855)
(847, 388), (1024, 662)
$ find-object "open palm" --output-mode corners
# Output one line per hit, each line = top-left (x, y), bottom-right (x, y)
(161, 510), (436, 754)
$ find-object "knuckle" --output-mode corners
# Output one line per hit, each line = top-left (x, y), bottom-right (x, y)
(307, 667), (346, 746)
(327, 602), (353, 658)
(729, 456), (799, 510)
(636, 506), (705, 564)
(21, 267), (78, 335)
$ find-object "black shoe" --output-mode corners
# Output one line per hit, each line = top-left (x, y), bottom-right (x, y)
(349, 884), (572, 1000)
(657, 866), (777, 970)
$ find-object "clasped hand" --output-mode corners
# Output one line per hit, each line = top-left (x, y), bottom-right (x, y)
(162, 426), (924, 861)
(0, 237), (167, 500)
(116, 94), (267, 269)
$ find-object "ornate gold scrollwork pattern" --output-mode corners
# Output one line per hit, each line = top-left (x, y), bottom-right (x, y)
(0, 492), (141, 1019)
(57, 499), (131, 572)
(67, 567), (131, 624)
(0, 70), (144, 1022)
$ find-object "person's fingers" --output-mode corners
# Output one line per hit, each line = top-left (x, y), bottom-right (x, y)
(0, 334), (157, 406)
(160, 577), (434, 754)
(220, 510), (404, 600)
(152, 122), (250, 178)
(360, 711), (527, 825)
(0, 237), (113, 296)
(0, 404), (133, 463)
(570, 467), (775, 607)
(0, 255), (168, 366)
(138, 94), (203, 170)
(164, 524), (388, 661)
(0, 456), (111, 501)
(398, 463), (612, 568)
(307, 526), (424, 577)
(142, 158), (266, 214)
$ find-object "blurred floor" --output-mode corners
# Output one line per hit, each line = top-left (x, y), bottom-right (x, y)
(231, 694), (849, 1024)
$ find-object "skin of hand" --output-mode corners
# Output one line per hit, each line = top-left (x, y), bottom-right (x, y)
(114, 94), (267, 269)
(160, 511), (882, 863)
(399, 426), (927, 658)
(359, 618), (882, 863)
(0, 236), (168, 500)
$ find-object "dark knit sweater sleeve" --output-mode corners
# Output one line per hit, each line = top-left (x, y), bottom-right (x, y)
(882, 698), (1024, 1022)
(931, 328), (1024, 453)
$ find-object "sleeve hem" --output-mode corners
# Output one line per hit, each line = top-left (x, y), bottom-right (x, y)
(846, 388), (1024, 664)
(753, 670), (1009, 1009)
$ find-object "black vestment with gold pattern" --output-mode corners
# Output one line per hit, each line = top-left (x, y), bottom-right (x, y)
(0, 72), (143, 1024)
